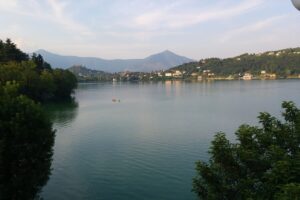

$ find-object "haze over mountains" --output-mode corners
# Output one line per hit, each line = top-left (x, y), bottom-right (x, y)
(34, 49), (194, 72)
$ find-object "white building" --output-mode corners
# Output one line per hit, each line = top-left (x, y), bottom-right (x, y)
(165, 73), (172, 77)
(243, 73), (253, 80)
(174, 70), (182, 75)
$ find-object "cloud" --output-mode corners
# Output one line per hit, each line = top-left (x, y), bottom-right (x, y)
(0, 0), (18, 9)
(1, 0), (298, 59)
(46, 0), (94, 36)
(220, 15), (288, 42)
(0, 0), (94, 36)
(130, 0), (264, 30)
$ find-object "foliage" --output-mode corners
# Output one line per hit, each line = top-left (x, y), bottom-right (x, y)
(0, 38), (77, 199)
(52, 69), (77, 99)
(0, 39), (29, 63)
(31, 53), (52, 72)
(0, 82), (55, 199)
(172, 48), (300, 77)
(0, 39), (77, 102)
(193, 102), (300, 199)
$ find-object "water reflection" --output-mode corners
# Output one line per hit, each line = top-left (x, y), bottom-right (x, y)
(44, 99), (79, 128)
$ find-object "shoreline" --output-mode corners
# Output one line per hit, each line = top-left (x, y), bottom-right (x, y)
(76, 77), (300, 84)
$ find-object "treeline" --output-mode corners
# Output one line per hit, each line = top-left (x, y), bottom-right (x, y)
(0, 39), (77, 102)
(171, 48), (300, 77)
(0, 39), (77, 199)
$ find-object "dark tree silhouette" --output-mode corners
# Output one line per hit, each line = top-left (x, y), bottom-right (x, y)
(0, 39), (29, 63)
(0, 83), (55, 200)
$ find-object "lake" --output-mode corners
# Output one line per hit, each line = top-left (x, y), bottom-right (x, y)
(41, 80), (300, 200)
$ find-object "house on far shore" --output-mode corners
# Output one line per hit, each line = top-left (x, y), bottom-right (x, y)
(261, 70), (277, 79)
(173, 70), (183, 78)
(268, 73), (277, 79)
(165, 72), (172, 77)
(243, 73), (253, 80)
(191, 73), (198, 77)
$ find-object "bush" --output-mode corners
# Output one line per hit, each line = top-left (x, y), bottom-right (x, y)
(193, 102), (300, 199)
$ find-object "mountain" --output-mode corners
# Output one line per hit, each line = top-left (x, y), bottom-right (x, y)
(34, 49), (194, 72)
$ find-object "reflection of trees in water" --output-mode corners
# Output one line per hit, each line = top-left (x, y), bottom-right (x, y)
(44, 98), (79, 127)
(0, 94), (55, 200)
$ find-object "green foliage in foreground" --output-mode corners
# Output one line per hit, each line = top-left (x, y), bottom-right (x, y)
(0, 83), (55, 199)
(193, 102), (300, 199)
(0, 39), (77, 102)
(0, 38), (75, 199)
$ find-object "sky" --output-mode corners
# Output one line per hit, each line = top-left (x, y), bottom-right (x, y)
(0, 0), (299, 60)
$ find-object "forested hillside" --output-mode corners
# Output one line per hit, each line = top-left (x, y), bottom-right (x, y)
(171, 48), (300, 77)
(68, 65), (113, 82)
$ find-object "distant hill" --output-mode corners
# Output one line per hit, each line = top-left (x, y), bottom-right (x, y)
(170, 47), (300, 77)
(34, 49), (194, 72)
(68, 65), (113, 81)
(68, 65), (107, 76)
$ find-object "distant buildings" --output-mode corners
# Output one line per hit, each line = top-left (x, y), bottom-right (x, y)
(173, 70), (183, 78)
(261, 70), (277, 79)
(163, 70), (184, 78)
(268, 52), (275, 56)
(191, 73), (198, 77)
(165, 72), (172, 77)
(243, 73), (253, 80)
(202, 70), (215, 79)
(107, 67), (284, 82)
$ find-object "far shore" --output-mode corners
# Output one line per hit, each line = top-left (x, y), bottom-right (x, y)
(76, 76), (300, 83)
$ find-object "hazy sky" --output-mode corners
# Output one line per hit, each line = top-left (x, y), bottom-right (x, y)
(0, 0), (299, 59)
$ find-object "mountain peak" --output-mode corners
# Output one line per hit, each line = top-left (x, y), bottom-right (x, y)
(35, 49), (49, 53)
(162, 49), (173, 54)
(146, 50), (193, 61)
(155, 50), (178, 56)
(34, 49), (57, 56)
(33, 49), (194, 72)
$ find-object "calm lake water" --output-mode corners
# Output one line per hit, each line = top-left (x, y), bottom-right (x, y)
(41, 80), (300, 200)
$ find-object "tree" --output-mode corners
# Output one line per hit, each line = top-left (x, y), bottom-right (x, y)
(39, 69), (56, 100)
(53, 69), (77, 99)
(0, 38), (77, 102)
(0, 58), (77, 102)
(31, 53), (51, 72)
(193, 102), (300, 199)
(0, 82), (55, 199)
(0, 38), (77, 199)
(0, 39), (29, 63)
